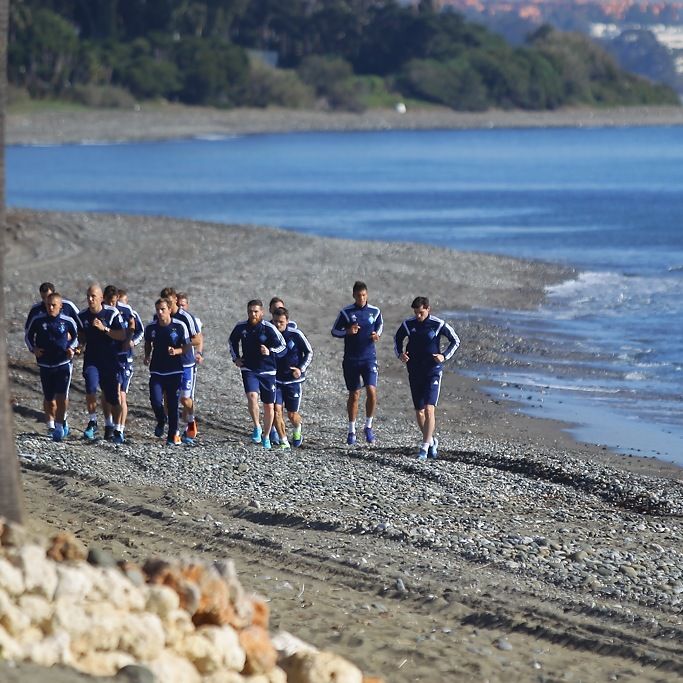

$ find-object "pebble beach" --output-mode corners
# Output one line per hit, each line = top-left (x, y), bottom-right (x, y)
(4, 106), (683, 682)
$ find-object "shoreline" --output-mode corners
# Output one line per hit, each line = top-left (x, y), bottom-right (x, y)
(6, 209), (683, 681)
(7, 103), (683, 145)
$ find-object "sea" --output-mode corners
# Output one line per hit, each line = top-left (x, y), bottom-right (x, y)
(7, 126), (683, 466)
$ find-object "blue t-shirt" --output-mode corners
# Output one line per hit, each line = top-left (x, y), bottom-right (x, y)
(116, 302), (144, 362)
(25, 298), (82, 349)
(26, 312), (79, 368)
(152, 307), (199, 368)
(331, 303), (383, 362)
(229, 319), (286, 374)
(276, 327), (313, 384)
(78, 305), (125, 369)
(394, 315), (460, 373)
(144, 318), (190, 375)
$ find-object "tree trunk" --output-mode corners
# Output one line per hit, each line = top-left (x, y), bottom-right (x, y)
(0, 0), (24, 524)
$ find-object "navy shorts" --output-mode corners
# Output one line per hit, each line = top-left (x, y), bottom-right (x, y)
(275, 382), (303, 413)
(342, 359), (378, 391)
(409, 369), (442, 410)
(180, 366), (196, 399)
(83, 363), (121, 406)
(120, 363), (134, 393)
(242, 370), (277, 404)
(39, 364), (73, 401)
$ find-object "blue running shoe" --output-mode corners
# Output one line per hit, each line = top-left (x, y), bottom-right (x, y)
(251, 426), (262, 444)
(112, 430), (125, 445)
(269, 427), (280, 446)
(154, 422), (165, 438)
(52, 424), (64, 443)
(181, 432), (194, 445)
(62, 422), (70, 438)
(292, 430), (303, 448)
(262, 436), (272, 450)
(364, 426), (375, 444)
(428, 437), (438, 459)
(104, 425), (114, 441)
(83, 420), (97, 440)
(47, 426), (55, 437)
(417, 447), (428, 461)
(346, 432), (356, 446)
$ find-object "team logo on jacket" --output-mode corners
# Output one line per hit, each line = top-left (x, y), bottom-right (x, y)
(428, 330), (436, 339)
(259, 334), (267, 343)
(169, 330), (179, 344)
(287, 340), (295, 350)
(369, 315), (375, 324)
(58, 323), (65, 333)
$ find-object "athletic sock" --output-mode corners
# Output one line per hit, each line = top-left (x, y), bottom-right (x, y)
(88, 413), (97, 422)
(348, 421), (356, 434)
(105, 418), (114, 427)
(365, 416), (374, 428)
(47, 419), (55, 429)
(115, 424), (124, 433)
(422, 442), (430, 451)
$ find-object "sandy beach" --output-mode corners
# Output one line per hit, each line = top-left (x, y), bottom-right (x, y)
(3, 106), (683, 682)
(7, 103), (683, 146)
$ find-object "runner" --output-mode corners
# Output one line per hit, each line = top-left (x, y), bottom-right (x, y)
(77, 284), (127, 441)
(272, 306), (313, 449)
(25, 293), (79, 442)
(394, 296), (460, 460)
(229, 299), (286, 450)
(102, 285), (143, 443)
(331, 281), (383, 445)
(159, 287), (202, 443)
(25, 282), (82, 434)
(144, 298), (191, 446)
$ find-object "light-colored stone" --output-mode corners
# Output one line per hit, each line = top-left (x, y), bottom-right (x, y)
(202, 671), (245, 683)
(21, 631), (73, 668)
(74, 649), (136, 676)
(145, 584), (180, 621)
(199, 624), (246, 672)
(0, 623), (22, 660)
(18, 594), (53, 629)
(118, 612), (165, 660)
(98, 567), (146, 611)
(0, 557), (24, 596)
(179, 625), (246, 675)
(272, 631), (318, 658)
(55, 563), (95, 602)
(148, 649), (202, 683)
(52, 600), (123, 655)
(13, 544), (58, 599)
(163, 607), (195, 648)
(281, 650), (363, 683)
(0, 587), (31, 636)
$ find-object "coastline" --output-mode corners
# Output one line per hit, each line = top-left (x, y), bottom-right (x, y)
(5, 209), (683, 682)
(7, 103), (683, 145)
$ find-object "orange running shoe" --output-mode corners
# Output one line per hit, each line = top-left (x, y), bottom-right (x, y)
(186, 420), (198, 439)
(166, 433), (182, 446)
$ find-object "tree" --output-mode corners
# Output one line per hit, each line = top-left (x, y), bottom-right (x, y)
(0, 0), (24, 525)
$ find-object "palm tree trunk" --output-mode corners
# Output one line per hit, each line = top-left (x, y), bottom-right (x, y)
(0, 0), (24, 524)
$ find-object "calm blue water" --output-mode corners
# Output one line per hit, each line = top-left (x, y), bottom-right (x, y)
(8, 127), (683, 464)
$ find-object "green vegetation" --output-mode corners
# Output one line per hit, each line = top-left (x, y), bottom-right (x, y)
(8, 0), (679, 112)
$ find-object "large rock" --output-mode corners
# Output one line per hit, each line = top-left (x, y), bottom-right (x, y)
(0, 557), (24, 596)
(148, 649), (201, 683)
(178, 624), (245, 674)
(281, 650), (364, 683)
